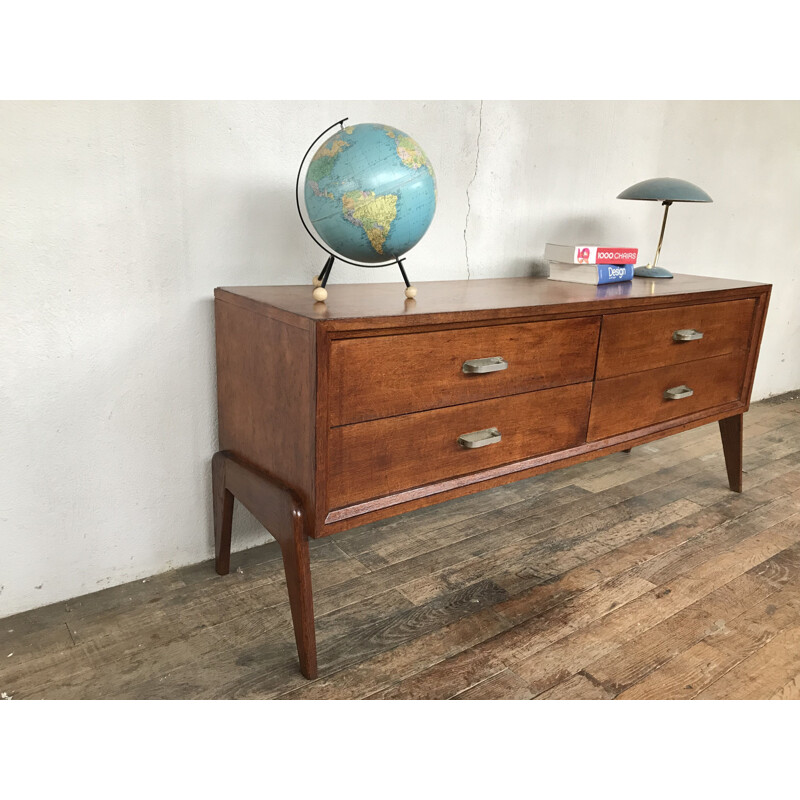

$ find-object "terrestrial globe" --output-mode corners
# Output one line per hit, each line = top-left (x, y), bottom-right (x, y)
(301, 122), (436, 299)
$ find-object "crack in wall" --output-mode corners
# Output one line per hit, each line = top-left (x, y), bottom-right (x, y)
(464, 100), (483, 280)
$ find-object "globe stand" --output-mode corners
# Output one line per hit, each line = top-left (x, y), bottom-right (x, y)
(297, 118), (419, 303)
(311, 255), (415, 302)
(396, 258), (417, 299)
(311, 254), (335, 301)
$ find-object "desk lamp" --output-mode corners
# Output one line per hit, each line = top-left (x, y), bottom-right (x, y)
(618, 177), (713, 279)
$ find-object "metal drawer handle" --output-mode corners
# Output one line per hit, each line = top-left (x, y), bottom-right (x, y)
(458, 427), (502, 449)
(462, 356), (508, 374)
(673, 329), (704, 342)
(664, 385), (694, 400)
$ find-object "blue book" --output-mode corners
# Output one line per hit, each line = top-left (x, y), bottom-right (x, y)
(547, 261), (634, 285)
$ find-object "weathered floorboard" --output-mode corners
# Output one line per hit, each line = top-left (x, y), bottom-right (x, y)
(2, 393), (800, 700)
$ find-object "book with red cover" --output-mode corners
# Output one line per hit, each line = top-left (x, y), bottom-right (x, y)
(545, 243), (638, 265)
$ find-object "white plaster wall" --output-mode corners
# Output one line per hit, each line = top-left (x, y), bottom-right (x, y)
(2, 100), (799, 617)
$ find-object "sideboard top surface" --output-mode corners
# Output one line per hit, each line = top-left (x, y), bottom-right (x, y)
(215, 274), (771, 329)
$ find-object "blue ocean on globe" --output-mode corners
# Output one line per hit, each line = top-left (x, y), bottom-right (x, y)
(303, 123), (437, 265)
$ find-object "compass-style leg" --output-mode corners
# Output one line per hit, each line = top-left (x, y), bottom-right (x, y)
(312, 254), (335, 302)
(397, 258), (416, 299)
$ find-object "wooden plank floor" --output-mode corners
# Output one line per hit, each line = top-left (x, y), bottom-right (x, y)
(3, 393), (800, 700)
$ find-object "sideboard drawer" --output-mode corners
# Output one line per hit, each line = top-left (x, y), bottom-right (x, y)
(596, 298), (755, 379)
(329, 316), (600, 426)
(588, 352), (747, 441)
(328, 382), (593, 509)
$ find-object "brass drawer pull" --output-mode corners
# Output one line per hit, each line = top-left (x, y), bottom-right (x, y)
(673, 328), (704, 342)
(462, 356), (508, 374)
(458, 427), (502, 448)
(664, 385), (694, 400)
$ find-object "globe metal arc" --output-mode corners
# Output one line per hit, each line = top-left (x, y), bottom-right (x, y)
(296, 118), (437, 301)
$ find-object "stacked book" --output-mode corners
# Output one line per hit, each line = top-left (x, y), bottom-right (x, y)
(545, 244), (638, 285)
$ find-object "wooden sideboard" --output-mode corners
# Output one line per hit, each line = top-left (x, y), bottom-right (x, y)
(213, 275), (771, 678)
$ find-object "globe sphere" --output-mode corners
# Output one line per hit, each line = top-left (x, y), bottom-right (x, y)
(303, 123), (436, 265)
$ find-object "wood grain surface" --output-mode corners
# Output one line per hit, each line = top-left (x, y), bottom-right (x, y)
(596, 298), (755, 378)
(328, 382), (593, 509)
(215, 298), (317, 514)
(328, 316), (599, 425)
(588, 352), (748, 441)
(215, 274), (769, 330)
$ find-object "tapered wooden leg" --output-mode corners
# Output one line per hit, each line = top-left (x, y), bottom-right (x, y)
(719, 414), (744, 493)
(212, 452), (235, 575)
(279, 513), (317, 679)
(211, 451), (318, 679)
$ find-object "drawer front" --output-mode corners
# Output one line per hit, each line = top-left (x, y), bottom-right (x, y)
(588, 352), (747, 441)
(328, 382), (593, 510)
(596, 298), (755, 379)
(328, 316), (600, 426)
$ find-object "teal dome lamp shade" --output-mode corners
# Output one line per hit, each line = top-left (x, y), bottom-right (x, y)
(618, 178), (713, 279)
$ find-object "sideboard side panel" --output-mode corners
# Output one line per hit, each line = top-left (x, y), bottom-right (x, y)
(740, 287), (772, 409)
(214, 299), (316, 521)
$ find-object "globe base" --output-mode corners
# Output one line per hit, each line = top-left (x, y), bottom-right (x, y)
(308, 254), (417, 304)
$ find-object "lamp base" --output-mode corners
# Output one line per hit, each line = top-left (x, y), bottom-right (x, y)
(634, 265), (674, 279)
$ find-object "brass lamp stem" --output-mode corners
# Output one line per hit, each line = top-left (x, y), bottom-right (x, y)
(650, 200), (672, 269)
